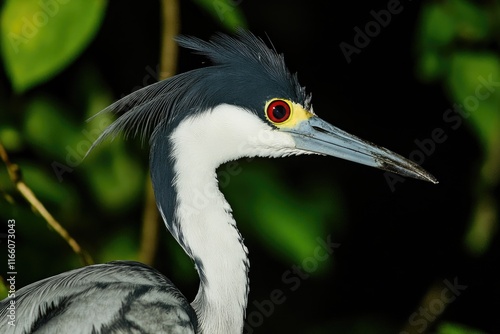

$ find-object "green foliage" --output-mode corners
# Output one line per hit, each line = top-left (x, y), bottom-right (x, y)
(447, 52), (500, 149)
(85, 147), (146, 211)
(0, 279), (7, 300)
(98, 227), (139, 263)
(0, 0), (106, 93)
(437, 322), (488, 334)
(0, 126), (22, 152)
(20, 162), (80, 217)
(224, 161), (342, 272)
(192, 0), (247, 31)
(23, 96), (82, 157)
(415, 0), (500, 257)
(168, 160), (343, 281)
(416, 0), (490, 82)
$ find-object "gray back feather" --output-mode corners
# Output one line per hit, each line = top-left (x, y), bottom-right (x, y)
(0, 261), (197, 333)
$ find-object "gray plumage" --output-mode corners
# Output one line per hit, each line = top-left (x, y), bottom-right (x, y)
(0, 261), (197, 333)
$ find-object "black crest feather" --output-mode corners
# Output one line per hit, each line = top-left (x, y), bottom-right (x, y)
(88, 30), (311, 151)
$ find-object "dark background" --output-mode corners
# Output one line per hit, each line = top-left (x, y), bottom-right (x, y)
(1, 1), (497, 333)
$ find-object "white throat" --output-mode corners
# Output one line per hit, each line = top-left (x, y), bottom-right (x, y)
(167, 105), (295, 333)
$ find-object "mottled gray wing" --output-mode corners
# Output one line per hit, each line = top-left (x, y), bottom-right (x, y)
(0, 261), (197, 334)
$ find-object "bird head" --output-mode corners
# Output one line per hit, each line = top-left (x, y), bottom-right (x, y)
(91, 30), (437, 184)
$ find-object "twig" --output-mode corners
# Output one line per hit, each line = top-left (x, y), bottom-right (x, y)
(138, 0), (180, 265)
(138, 177), (160, 265)
(159, 0), (180, 80)
(0, 141), (93, 266)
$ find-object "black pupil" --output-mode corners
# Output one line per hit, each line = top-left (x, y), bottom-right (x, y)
(273, 104), (287, 120)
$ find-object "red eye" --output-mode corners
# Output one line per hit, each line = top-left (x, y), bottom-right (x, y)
(266, 100), (291, 123)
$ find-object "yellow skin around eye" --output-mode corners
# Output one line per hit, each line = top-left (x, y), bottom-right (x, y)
(264, 98), (314, 129)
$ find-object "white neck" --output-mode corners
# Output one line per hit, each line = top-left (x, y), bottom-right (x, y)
(175, 168), (248, 333)
(166, 104), (296, 333)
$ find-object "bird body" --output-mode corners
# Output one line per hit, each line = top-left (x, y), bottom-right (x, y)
(1, 261), (196, 333)
(0, 31), (436, 333)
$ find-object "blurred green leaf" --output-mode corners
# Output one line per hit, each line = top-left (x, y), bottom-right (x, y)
(416, 1), (500, 258)
(22, 73), (144, 211)
(465, 193), (497, 256)
(21, 161), (79, 217)
(0, 281), (7, 300)
(225, 162), (342, 270)
(85, 145), (145, 211)
(79, 66), (114, 119)
(0, 126), (23, 151)
(437, 321), (487, 334)
(418, 49), (446, 82)
(447, 51), (500, 149)
(70, 62), (146, 211)
(99, 227), (139, 263)
(416, 2), (455, 81)
(0, 0), (106, 93)
(451, 0), (489, 41)
(419, 0), (488, 46)
(23, 96), (81, 159)
(416, 0), (490, 81)
(421, 3), (456, 46)
(192, 0), (247, 31)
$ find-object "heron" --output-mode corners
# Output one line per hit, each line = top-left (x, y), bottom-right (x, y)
(0, 31), (437, 333)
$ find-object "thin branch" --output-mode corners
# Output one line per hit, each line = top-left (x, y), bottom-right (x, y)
(138, 177), (160, 265)
(138, 0), (180, 265)
(0, 141), (93, 266)
(159, 0), (180, 80)
(399, 279), (451, 334)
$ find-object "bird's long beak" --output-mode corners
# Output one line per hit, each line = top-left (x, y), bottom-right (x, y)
(285, 116), (438, 183)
